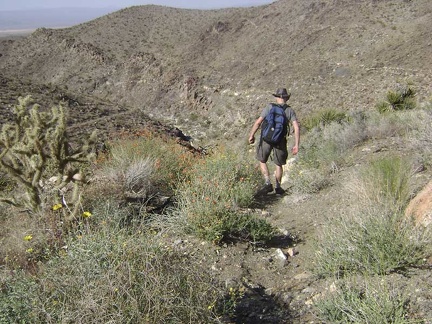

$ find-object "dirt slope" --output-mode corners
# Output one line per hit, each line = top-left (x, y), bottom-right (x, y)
(0, 1), (431, 322)
(0, 0), (431, 145)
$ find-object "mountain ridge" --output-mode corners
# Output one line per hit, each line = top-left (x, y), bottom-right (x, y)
(0, 0), (431, 144)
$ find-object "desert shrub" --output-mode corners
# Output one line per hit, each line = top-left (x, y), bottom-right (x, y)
(287, 118), (361, 194)
(314, 156), (429, 277)
(0, 205), (225, 323)
(357, 156), (412, 211)
(83, 134), (200, 222)
(376, 83), (416, 113)
(100, 133), (198, 194)
(98, 154), (156, 199)
(292, 110), (367, 172)
(316, 277), (409, 323)
(404, 109), (432, 169)
(288, 164), (331, 194)
(366, 109), (410, 139)
(0, 270), (37, 323)
(175, 148), (274, 243)
(314, 208), (428, 277)
(289, 107), (427, 196)
(302, 108), (349, 131)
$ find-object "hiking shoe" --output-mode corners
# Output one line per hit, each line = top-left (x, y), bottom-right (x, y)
(275, 187), (285, 195)
(262, 183), (274, 193)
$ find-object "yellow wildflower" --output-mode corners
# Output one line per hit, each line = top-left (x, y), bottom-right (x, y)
(52, 203), (62, 211)
(82, 211), (92, 218)
(26, 248), (33, 253)
(24, 235), (33, 241)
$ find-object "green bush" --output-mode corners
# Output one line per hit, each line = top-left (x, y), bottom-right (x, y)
(315, 209), (428, 277)
(313, 154), (428, 278)
(176, 148), (274, 243)
(316, 277), (409, 323)
(0, 205), (225, 323)
(102, 133), (198, 194)
(360, 156), (412, 211)
(376, 84), (417, 113)
(302, 109), (349, 131)
(0, 270), (37, 323)
(314, 155), (428, 277)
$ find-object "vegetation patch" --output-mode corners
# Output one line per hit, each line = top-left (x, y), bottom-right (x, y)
(316, 277), (410, 323)
(0, 213), (225, 323)
(314, 156), (430, 277)
(302, 108), (349, 132)
(175, 148), (275, 244)
(376, 83), (417, 113)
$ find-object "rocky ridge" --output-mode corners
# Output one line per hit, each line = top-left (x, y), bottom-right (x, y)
(0, 0), (431, 145)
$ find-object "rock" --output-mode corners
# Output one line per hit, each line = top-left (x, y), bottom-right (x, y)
(405, 180), (432, 226)
(281, 157), (297, 185)
(72, 173), (83, 181)
(287, 247), (297, 257)
(261, 210), (271, 217)
(279, 228), (289, 236)
(274, 248), (287, 266)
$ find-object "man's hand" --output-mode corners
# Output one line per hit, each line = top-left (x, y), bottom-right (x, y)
(291, 145), (299, 155)
(248, 136), (255, 144)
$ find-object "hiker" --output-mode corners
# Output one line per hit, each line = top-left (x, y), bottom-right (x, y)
(248, 88), (300, 195)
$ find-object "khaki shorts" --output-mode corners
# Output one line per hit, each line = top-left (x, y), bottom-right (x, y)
(256, 138), (288, 166)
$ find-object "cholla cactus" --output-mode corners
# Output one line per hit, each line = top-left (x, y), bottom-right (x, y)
(0, 96), (96, 215)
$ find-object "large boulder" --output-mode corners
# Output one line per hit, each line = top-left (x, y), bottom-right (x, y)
(405, 180), (432, 227)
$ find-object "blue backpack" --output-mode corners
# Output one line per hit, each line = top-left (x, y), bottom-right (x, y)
(261, 104), (288, 145)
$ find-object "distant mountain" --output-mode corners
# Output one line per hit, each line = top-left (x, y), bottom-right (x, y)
(0, 0), (431, 143)
(0, 8), (120, 31)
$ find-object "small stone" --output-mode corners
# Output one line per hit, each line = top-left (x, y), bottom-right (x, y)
(274, 248), (287, 266)
(279, 228), (289, 236)
(275, 248), (287, 260)
(287, 247), (297, 257)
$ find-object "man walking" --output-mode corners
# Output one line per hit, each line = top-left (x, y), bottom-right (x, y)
(248, 88), (300, 195)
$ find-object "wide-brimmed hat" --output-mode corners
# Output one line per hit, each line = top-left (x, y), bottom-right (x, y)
(272, 88), (291, 100)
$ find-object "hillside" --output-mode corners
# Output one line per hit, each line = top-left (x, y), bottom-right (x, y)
(0, 1), (432, 323)
(0, 0), (431, 145)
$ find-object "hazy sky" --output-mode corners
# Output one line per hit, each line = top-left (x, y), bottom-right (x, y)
(0, 0), (275, 11)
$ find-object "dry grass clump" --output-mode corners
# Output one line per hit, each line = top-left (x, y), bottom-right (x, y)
(84, 133), (198, 208)
(0, 205), (225, 323)
(315, 207), (428, 277)
(313, 155), (430, 322)
(102, 133), (197, 192)
(357, 156), (412, 210)
(314, 155), (429, 278)
(289, 102), (431, 196)
(175, 147), (275, 244)
(316, 277), (409, 323)
(1, 135), (273, 323)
